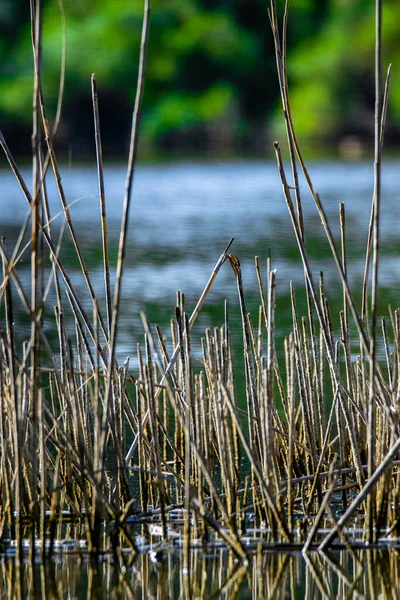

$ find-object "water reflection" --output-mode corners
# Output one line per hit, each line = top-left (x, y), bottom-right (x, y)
(2, 548), (400, 599)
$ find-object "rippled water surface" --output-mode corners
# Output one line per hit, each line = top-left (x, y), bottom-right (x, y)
(1, 159), (399, 357)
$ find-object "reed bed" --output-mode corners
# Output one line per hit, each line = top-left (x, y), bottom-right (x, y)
(0, 0), (399, 570)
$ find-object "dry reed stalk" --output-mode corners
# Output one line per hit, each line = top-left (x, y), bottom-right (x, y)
(366, 0), (383, 545)
(29, 1), (110, 351)
(183, 346), (191, 578)
(222, 387), (291, 542)
(306, 292), (324, 452)
(290, 285), (317, 478)
(339, 204), (354, 397)
(264, 269), (277, 490)
(91, 74), (112, 337)
(145, 333), (168, 539)
(30, 0), (66, 204)
(1, 245), (23, 563)
(255, 257), (287, 420)
(207, 330), (238, 525)
(29, 10), (42, 542)
(228, 254), (262, 464)
(361, 64), (392, 326)
(103, 0), (151, 484)
(136, 346), (148, 514)
(30, 0), (41, 197)
(285, 334), (295, 532)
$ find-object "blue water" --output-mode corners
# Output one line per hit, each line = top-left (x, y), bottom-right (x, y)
(1, 159), (400, 357)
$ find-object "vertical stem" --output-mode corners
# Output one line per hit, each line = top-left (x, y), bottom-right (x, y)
(266, 269), (276, 486)
(91, 74), (112, 338)
(30, 0), (41, 194)
(2, 249), (22, 563)
(287, 334), (295, 533)
(103, 0), (150, 466)
(39, 389), (46, 560)
(368, 0), (382, 543)
(30, 0), (42, 551)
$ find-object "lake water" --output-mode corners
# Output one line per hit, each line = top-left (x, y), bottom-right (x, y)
(1, 159), (400, 362)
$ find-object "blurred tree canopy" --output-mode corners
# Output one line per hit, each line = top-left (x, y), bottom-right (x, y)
(0, 0), (398, 157)
(273, 0), (400, 151)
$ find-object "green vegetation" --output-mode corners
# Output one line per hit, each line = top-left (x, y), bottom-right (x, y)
(276, 0), (400, 147)
(1, 0), (399, 155)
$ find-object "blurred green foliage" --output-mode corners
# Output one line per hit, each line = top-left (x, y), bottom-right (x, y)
(273, 0), (400, 148)
(0, 0), (398, 156)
